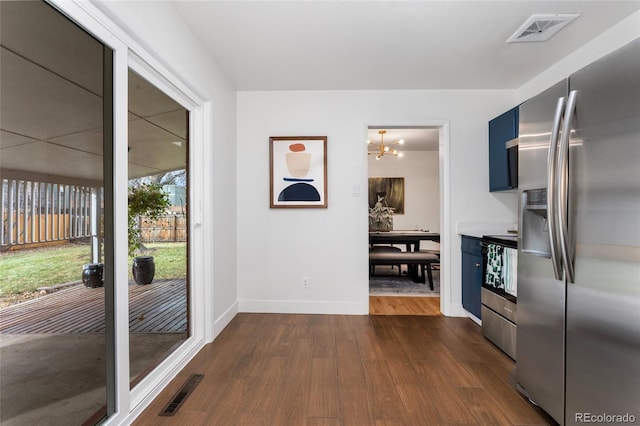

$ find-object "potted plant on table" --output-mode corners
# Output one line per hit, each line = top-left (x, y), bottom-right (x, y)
(369, 195), (395, 232)
(128, 183), (170, 284)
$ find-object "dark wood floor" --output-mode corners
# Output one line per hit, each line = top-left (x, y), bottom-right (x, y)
(133, 313), (554, 425)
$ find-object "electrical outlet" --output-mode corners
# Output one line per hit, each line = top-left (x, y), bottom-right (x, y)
(302, 277), (310, 288)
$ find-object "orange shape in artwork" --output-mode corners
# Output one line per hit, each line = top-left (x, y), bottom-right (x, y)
(289, 143), (306, 152)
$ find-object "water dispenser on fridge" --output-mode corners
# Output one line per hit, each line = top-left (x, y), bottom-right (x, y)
(521, 188), (551, 258)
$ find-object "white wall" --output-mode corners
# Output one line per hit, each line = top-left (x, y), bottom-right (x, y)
(237, 90), (518, 315)
(368, 151), (440, 233)
(234, 13), (639, 319)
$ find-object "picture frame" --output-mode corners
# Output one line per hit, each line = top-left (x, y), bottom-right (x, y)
(368, 177), (405, 214)
(269, 136), (328, 208)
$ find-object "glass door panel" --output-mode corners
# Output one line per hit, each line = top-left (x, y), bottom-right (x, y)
(0, 1), (112, 423)
(127, 69), (189, 386)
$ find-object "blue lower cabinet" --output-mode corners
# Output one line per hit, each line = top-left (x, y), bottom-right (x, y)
(461, 236), (483, 318)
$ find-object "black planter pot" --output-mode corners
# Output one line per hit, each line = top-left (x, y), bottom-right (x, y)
(132, 256), (155, 285)
(82, 263), (104, 288)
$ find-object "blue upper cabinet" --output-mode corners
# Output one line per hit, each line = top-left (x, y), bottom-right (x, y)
(489, 107), (519, 191)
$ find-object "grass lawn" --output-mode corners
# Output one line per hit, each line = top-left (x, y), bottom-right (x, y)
(139, 242), (187, 280)
(0, 242), (187, 305)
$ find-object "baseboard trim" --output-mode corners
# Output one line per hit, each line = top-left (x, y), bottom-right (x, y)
(444, 303), (469, 318)
(213, 301), (239, 341)
(465, 310), (482, 326)
(238, 299), (368, 315)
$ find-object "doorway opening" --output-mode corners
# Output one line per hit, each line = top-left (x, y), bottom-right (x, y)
(367, 126), (442, 316)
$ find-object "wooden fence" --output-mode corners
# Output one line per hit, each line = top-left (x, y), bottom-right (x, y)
(139, 215), (187, 243)
(1, 177), (185, 250)
(1, 179), (95, 250)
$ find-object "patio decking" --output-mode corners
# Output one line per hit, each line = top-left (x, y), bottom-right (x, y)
(0, 279), (187, 334)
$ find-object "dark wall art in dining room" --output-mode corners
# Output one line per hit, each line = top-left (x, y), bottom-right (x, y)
(368, 177), (404, 214)
(269, 136), (328, 208)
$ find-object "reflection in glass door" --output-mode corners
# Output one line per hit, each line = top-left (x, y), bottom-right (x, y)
(127, 70), (189, 386)
(0, 1), (112, 423)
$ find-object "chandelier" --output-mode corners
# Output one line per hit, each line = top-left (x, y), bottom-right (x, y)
(367, 130), (404, 160)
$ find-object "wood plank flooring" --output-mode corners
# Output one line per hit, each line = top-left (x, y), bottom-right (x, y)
(369, 296), (440, 315)
(133, 313), (554, 425)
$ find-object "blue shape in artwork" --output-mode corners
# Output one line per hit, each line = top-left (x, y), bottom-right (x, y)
(283, 177), (314, 182)
(278, 183), (321, 202)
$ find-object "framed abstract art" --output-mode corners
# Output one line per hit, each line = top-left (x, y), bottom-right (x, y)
(368, 177), (404, 214)
(269, 136), (328, 208)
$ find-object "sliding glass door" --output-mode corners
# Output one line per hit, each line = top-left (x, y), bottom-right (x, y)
(1, 2), (198, 423)
(0, 1), (113, 423)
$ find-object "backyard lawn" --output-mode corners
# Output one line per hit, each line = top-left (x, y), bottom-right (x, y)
(0, 242), (186, 307)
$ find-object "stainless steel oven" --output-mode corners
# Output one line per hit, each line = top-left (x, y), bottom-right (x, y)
(481, 235), (517, 360)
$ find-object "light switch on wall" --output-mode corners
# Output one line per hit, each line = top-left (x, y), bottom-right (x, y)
(352, 187), (360, 197)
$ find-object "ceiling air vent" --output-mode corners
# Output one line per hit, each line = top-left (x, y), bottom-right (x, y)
(507, 13), (580, 43)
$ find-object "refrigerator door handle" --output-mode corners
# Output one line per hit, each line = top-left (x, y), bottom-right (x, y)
(557, 90), (578, 283)
(547, 96), (566, 280)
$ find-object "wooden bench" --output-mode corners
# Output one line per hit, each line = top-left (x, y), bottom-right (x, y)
(369, 245), (402, 276)
(369, 251), (439, 290)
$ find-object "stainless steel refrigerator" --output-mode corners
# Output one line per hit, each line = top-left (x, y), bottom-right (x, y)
(516, 38), (640, 425)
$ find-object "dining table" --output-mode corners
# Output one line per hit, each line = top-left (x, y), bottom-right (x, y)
(369, 230), (440, 252)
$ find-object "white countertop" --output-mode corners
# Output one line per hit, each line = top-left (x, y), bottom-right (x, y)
(456, 221), (518, 239)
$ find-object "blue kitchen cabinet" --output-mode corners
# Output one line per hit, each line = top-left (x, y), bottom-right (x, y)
(489, 107), (518, 191)
(461, 236), (483, 319)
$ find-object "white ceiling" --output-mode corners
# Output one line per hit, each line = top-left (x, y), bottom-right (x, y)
(172, 0), (639, 153)
(2, 1), (639, 180)
(171, 0), (640, 91)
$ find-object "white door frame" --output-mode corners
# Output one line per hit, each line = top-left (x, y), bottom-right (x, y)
(364, 121), (452, 316)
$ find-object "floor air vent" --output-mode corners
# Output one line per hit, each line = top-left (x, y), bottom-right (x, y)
(159, 374), (204, 416)
(507, 13), (579, 43)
